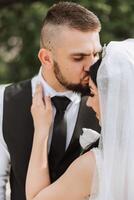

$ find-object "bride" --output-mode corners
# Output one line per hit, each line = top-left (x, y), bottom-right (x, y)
(26, 39), (134, 200)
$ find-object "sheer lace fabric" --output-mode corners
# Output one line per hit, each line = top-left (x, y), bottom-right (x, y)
(89, 148), (102, 200)
(87, 39), (134, 200)
(93, 39), (134, 200)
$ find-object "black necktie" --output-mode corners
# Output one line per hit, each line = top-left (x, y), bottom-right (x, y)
(49, 96), (71, 170)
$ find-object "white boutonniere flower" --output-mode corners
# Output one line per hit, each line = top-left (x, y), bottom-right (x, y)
(80, 128), (100, 149)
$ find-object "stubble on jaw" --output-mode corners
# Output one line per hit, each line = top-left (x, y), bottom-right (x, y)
(53, 60), (90, 95)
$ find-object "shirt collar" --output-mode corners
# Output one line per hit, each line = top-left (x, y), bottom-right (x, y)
(32, 67), (81, 104)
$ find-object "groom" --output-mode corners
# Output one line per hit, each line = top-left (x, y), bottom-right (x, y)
(0, 2), (101, 200)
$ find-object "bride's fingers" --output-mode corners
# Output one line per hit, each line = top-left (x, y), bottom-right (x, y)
(33, 84), (44, 106)
(44, 96), (52, 111)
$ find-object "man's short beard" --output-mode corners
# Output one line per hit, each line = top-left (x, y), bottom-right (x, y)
(53, 60), (90, 95)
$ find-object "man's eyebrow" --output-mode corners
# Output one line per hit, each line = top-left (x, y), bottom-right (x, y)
(71, 47), (103, 57)
(71, 53), (91, 57)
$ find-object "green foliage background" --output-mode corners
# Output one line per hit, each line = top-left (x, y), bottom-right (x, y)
(0, 0), (134, 84)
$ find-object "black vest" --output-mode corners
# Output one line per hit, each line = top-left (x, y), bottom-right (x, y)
(3, 80), (100, 200)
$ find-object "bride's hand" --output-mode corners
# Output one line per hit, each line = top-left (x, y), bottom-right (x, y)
(31, 84), (52, 133)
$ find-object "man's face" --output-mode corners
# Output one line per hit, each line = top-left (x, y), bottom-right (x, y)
(51, 27), (102, 94)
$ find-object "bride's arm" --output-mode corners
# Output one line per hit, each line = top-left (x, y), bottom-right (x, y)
(26, 84), (96, 200)
(26, 84), (52, 199)
(26, 128), (50, 199)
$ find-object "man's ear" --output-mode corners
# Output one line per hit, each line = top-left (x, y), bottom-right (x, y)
(38, 48), (53, 68)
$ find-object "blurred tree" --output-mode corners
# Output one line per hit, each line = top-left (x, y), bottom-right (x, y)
(0, 2), (48, 83)
(0, 0), (133, 84)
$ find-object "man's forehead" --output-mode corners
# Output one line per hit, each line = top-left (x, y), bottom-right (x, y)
(56, 27), (101, 53)
(59, 26), (100, 40)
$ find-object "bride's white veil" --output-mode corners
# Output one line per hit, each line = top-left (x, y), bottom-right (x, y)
(97, 39), (134, 200)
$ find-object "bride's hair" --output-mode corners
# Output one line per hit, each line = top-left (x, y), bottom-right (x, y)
(88, 58), (102, 87)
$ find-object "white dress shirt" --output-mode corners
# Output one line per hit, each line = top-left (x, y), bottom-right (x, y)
(0, 68), (81, 199)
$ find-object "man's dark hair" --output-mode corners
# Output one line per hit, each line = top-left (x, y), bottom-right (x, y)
(40, 1), (101, 49)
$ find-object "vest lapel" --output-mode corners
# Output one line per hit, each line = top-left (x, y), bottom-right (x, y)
(3, 80), (34, 190)
(64, 96), (101, 158)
